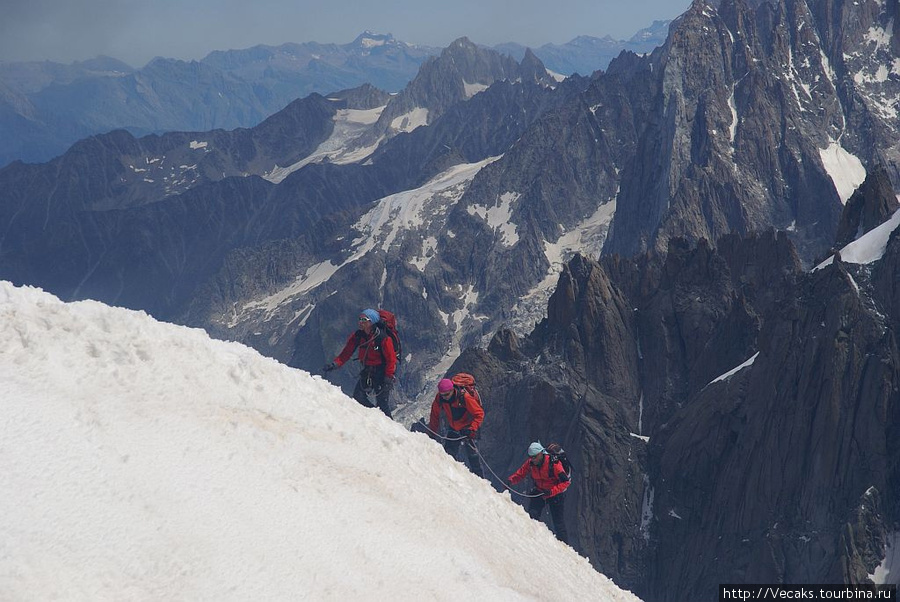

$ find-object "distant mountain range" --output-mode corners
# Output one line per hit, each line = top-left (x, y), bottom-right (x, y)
(0, 26), (669, 167)
(495, 20), (671, 75)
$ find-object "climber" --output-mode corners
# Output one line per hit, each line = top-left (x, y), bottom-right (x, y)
(323, 309), (396, 418)
(508, 441), (570, 543)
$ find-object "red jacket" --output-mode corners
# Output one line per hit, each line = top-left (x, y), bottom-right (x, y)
(333, 329), (397, 378)
(428, 388), (484, 434)
(508, 454), (570, 498)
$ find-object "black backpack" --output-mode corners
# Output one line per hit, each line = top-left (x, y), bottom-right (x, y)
(545, 443), (572, 479)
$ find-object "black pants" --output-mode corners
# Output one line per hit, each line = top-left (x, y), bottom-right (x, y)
(444, 432), (483, 478)
(352, 367), (391, 418)
(528, 492), (569, 544)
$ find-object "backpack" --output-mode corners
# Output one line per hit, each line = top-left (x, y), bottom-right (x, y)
(449, 373), (483, 409)
(374, 309), (402, 367)
(545, 442), (572, 479)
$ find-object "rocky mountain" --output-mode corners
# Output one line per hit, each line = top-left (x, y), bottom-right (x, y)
(0, 33), (436, 167)
(0, 42), (592, 400)
(495, 20), (672, 76)
(457, 167), (900, 598)
(364, 37), (556, 143)
(0, 55), (135, 94)
(200, 32), (431, 93)
(605, 0), (900, 262)
(1, 2), (900, 598)
(0, 92), (339, 215)
(0, 26), (672, 168)
(2, 0), (899, 394)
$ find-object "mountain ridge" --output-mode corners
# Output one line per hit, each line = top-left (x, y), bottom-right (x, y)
(0, 27), (669, 167)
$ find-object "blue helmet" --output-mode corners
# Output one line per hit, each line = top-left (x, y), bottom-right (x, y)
(360, 308), (380, 323)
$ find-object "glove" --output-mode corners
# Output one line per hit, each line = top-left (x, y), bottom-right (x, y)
(323, 361), (337, 373)
(459, 428), (471, 437)
(379, 377), (395, 394)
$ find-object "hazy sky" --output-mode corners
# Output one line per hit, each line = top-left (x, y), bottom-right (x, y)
(0, 0), (691, 68)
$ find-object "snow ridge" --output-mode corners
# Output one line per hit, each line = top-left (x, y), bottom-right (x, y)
(0, 281), (638, 601)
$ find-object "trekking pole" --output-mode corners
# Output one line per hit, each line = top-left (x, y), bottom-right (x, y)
(470, 442), (544, 498)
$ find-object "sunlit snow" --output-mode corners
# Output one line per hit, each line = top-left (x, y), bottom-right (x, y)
(467, 192), (521, 247)
(814, 205), (900, 270)
(819, 141), (866, 203)
(410, 236), (439, 272)
(728, 83), (738, 144)
(864, 24), (893, 50)
(464, 81), (489, 98)
(508, 199), (616, 335)
(0, 281), (639, 601)
(227, 158), (500, 328)
(547, 70), (567, 83)
(707, 352), (759, 387)
(353, 157), (501, 258)
(264, 106), (386, 183)
(390, 107), (429, 133)
(237, 260), (340, 324)
(360, 37), (386, 49)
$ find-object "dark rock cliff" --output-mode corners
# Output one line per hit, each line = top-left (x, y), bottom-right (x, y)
(605, 0), (900, 264)
(452, 225), (899, 601)
(649, 250), (900, 598)
(835, 166), (900, 248)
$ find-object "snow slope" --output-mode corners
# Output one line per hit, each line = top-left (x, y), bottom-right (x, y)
(0, 282), (638, 602)
(814, 205), (900, 271)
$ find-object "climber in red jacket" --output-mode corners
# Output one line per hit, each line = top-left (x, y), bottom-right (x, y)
(428, 378), (484, 477)
(323, 308), (396, 418)
(508, 442), (570, 544)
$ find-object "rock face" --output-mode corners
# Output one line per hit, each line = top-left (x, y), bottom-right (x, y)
(605, 0), (900, 263)
(459, 224), (900, 601)
(364, 37), (546, 142)
(445, 253), (648, 587)
(835, 166), (900, 248)
(647, 251), (900, 599)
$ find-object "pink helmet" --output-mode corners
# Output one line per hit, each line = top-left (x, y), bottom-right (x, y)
(437, 378), (454, 393)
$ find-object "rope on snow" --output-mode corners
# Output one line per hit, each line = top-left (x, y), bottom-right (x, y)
(414, 420), (542, 499)
(470, 441), (544, 499)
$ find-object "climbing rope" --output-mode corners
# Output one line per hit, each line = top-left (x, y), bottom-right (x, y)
(415, 420), (542, 499)
(416, 421), (466, 442)
(470, 441), (544, 499)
